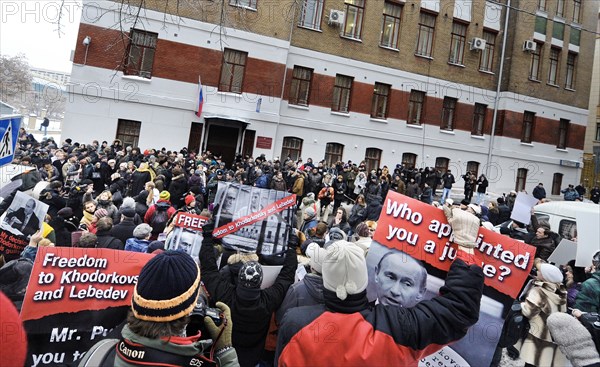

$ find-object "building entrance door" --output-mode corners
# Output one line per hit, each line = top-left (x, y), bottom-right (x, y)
(187, 123), (203, 153)
(206, 125), (239, 166)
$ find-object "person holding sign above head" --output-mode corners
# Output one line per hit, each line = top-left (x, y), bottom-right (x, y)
(442, 199), (481, 263)
(78, 251), (240, 367)
(276, 240), (484, 366)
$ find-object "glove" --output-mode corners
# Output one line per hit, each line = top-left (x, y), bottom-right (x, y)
(288, 227), (299, 250)
(204, 301), (232, 351)
(547, 312), (600, 367)
(202, 219), (215, 237)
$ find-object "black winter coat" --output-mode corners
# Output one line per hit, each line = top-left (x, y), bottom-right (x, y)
(168, 175), (188, 209)
(95, 230), (124, 250)
(109, 217), (137, 244)
(130, 170), (151, 198)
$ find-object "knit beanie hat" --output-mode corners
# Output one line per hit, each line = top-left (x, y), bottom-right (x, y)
(57, 207), (73, 217)
(159, 191), (170, 201)
(238, 261), (263, 289)
(304, 206), (316, 219)
(121, 208), (136, 218)
(305, 242), (325, 274)
(133, 224), (153, 239)
(547, 312), (600, 367)
(322, 241), (368, 300)
(185, 195), (195, 206)
(147, 240), (165, 254)
(131, 251), (200, 322)
(328, 227), (347, 242)
(539, 263), (563, 283)
(94, 208), (108, 220)
(0, 292), (27, 366)
(122, 197), (136, 209)
(356, 222), (370, 238)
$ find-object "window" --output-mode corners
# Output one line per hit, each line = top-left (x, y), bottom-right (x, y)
(552, 172), (563, 195)
(565, 52), (577, 89)
(407, 90), (425, 125)
(402, 153), (417, 170)
(552, 22), (564, 40)
(570, 28), (581, 46)
(557, 119), (569, 149)
(289, 66), (313, 106)
(332, 74), (353, 113)
(371, 82), (391, 119)
(522, 111), (535, 143)
(343, 0), (365, 39)
(325, 143), (344, 167)
(435, 157), (449, 178)
(559, 219), (577, 240)
(529, 42), (543, 80)
(365, 148), (382, 172)
(441, 97), (457, 130)
(219, 49), (248, 93)
(416, 12), (436, 57)
(466, 161), (480, 176)
(516, 168), (528, 192)
(479, 31), (496, 72)
(548, 48), (560, 85)
(449, 21), (467, 65)
(124, 29), (158, 78)
(538, 0), (546, 11)
(299, 0), (324, 30)
(572, 0), (581, 23)
(535, 16), (547, 34)
(556, 0), (565, 17)
(229, 0), (256, 10)
(472, 103), (487, 136)
(380, 1), (402, 49)
(116, 119), (141, 147)
(281, 137), (303, 161)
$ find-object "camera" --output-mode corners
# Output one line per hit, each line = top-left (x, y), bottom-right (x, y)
(191, 292), (223, 326)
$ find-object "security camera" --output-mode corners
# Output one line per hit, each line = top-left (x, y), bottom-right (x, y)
(83, 36), (91, 46)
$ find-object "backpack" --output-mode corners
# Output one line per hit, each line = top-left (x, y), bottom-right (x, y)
(497, 300), (530, 349)
(0, 258), (34, 309)
(149, 203), (170, 234)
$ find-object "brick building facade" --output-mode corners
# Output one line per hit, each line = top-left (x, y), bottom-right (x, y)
(63, 0), (598, 195)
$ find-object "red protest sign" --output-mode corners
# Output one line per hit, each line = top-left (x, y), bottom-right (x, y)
(21, 247), (154, 322)
(373, 192), (535, 298)
(214, 194), (296, 238)
(172, 212), (209, 231)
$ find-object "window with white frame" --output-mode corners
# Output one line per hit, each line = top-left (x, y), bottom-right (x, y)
(299, 0), (324, 30)
(229, 0), (257, 10)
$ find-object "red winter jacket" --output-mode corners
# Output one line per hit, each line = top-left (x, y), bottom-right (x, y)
(276, 259), (484, 367)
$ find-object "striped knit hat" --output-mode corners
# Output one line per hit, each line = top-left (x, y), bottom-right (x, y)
(131, 251), (200, 322)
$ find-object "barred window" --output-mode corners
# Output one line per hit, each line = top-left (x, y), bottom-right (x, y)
(229, 0), (257, 10)
(529, 42), (543, 80)
(557, 119), (569, 149)
(281, 137), (303, 161)
(124, 29), (158, 78)
(407, 90), (425, 125)
(449, 21), (467, 65)
(472, 103), (487, 136)
(565, 52), (577, 89)
(479, 31), (496, 72)
(441, 97), (457, 131)
(371, 82), (391, 119)
(365, 148), (382, 172)
(548, 48), (560, 85)
(289, 66), (313, 106)
(332, 74), (353, 113)
(219, 49), (248, 93)
(522, 111), (535, 144)
(325, 143), (344, 167)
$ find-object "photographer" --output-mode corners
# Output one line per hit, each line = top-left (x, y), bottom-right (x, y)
(78, 251), (239, 366)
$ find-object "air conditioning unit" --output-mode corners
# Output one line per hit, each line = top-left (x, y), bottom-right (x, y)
(523, 40), (537, 52)
(328, 9), (345, 26)
(470, 37), (486, 51)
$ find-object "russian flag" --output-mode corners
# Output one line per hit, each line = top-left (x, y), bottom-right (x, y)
(195, 76), (204, 117)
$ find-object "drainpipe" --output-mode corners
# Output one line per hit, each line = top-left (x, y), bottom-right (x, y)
(486, 0), (511, 178)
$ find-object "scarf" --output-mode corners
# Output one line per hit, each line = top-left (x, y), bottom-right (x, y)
(82, 210), (94, 226)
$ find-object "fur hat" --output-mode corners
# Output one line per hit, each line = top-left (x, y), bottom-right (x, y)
(547, 312), (600, 366)
(322, 241), (368, 300)
(133, 224), (153, 239)
(539, 263), (563, 283)
(132, 251), (200, 322)
(305, 242), (325, 274)
(159, 191), (170, 201)
(185, 195), (195, 206)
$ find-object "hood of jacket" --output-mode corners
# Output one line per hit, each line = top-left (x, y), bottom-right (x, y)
(303, 273), (325, 302)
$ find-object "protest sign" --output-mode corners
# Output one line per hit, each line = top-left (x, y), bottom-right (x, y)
(372, 191), (535, 299)
(548, 239), (578, 266)
(510, 192), (539, 225)
(575, 208), (600, 267)
(20, 247), (153, 366)
(0, 191), (49, 261)
(165, 211), (208, 261)
(212, 182), (296, 255)
(367, 191), (536, 367)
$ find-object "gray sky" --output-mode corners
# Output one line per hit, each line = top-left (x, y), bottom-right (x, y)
(0, 1), (82, 73)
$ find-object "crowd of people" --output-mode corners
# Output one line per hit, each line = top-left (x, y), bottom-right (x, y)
(1, 133), (599, 367)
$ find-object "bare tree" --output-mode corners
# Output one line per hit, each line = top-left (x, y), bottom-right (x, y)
(0, 54), (33, 109)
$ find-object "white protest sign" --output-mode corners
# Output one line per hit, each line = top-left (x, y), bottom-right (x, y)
(548, 239), (578, 266)
(510, 192), (539, 225)
(575, 208), (600, 267)
(260, 265), (283, 289)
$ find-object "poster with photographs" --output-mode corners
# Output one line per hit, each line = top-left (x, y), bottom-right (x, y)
(165, 212), (208, 261)
(213, 182), (296, 255)
(0, 191), (49, 261)
(366, 191), (537, 367)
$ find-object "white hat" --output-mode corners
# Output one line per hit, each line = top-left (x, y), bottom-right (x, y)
(539, 263), (563, 283)
(445, 198), (454, 206)
(305, 243), (325, 274)
(322, 241), (368, 300)
(468, 204), (482, 215)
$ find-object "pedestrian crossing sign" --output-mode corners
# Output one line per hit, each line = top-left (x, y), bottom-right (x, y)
(0, 115), (21, 168)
